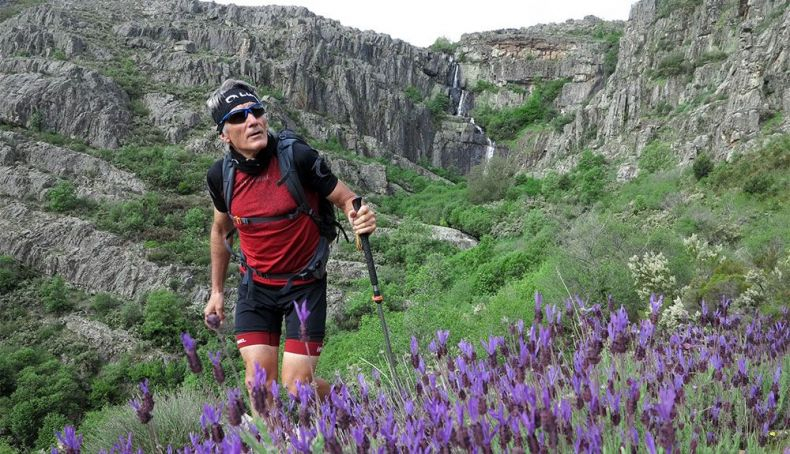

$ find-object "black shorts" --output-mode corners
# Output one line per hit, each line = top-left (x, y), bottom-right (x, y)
(234, 278), (327, 352)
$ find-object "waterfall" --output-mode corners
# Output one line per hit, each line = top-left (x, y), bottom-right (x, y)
(472, 123), (496, 161)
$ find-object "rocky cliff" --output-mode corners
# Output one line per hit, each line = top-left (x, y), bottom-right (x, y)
(0, 0), (786, 317)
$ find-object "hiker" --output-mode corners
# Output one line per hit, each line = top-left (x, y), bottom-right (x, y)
(202, 79), (376, 402)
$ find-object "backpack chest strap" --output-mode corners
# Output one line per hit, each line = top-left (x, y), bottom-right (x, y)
(227, 205), (313, 226)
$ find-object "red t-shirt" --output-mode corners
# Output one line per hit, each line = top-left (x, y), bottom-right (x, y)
(230, 159), (321, 286)
(207, 134), (339, 287)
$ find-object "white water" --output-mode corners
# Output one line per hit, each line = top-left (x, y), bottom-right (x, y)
(457, 91), (467, 117)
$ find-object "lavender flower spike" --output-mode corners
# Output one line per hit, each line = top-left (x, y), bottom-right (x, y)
(55, 425), (83, 454)
(208, 351), (225, 385)
(180, 332), (203, 373)
(294, 299), (310, 341)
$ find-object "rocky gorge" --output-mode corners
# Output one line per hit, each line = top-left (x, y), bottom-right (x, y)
(0, 0), (787, 368)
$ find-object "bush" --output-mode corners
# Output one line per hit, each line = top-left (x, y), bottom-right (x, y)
(470, 80), (498, 94)
(426, 93), (449, 124)
(141, 291), (190, 349)
(693, 153), (714, 180)
(639, 140), (676, 173)
(80, 388), (207, 454)
(119, 301), (143, 327)
(0, 256), (21, 294)
(45, 181), (84, 213)
(90, 293), (120, 316)
(743, 174), (773, 196)
(466, 156), (516, 204)
(34, 413), (68, 451)
(428, 36), (458, 54)
(404, 86), (423, 103)
(654, 52), (692, 78)
(40, 276), (73, 313)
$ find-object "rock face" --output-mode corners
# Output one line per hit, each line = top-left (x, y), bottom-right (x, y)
(0, 0), (786, 308)
(0, 131), (145, 201)
(0, 201), (193, 300)
(0, 58), (132, 149)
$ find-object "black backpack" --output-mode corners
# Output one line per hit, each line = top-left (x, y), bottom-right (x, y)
(222, 129), (347, 292)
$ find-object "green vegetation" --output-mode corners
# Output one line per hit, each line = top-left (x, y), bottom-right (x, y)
(428, 36), (458, 54)
(426, 92), (450, 124)
(473, 78), (569, 142)
(656, 0), (704, 18)
(470, 79), (498, 94)
(638, 140), (677, 174)
(403, 86), (423, 103)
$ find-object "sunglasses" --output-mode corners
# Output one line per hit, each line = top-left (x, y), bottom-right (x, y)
(217, 103), (266, 130)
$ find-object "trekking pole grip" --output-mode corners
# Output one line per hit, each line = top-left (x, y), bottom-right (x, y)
(352, 196), (381, 295)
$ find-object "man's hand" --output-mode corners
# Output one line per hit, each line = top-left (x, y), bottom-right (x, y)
(349, 203), (376, 235)
(204, 291), (225, 329)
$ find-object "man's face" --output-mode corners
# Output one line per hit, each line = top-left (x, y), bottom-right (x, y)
(219, 101), (268, 156)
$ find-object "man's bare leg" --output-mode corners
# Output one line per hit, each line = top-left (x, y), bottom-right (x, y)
(281, 352), (330, 400)
(239, 344), (279, 414)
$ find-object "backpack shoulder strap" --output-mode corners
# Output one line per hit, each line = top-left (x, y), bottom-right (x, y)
(221, 152), (235, 215)
(276, 130), (314, 219)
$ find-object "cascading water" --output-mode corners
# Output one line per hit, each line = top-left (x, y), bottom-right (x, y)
(447, 61), (497, 164)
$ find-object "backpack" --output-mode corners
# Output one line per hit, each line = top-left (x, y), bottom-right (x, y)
(221, 129), (347, 292)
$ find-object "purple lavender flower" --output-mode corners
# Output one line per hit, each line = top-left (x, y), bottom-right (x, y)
(534, 291), (543, 324)
(208, 351), (225, 385)
(129, 379), (154, 424)
(294, 299), (310, 342)
(55, 426), (82, 454)
(200, 404), (224, 443)
(649, 294), (663, 324)
(250, 363), (269, 416)
(180, 332), (202, 374)
(226, 388), (246, 427)
(608, 307), (631, 354)
(205, 313), (221, 331)
(410, 336), (420, 369)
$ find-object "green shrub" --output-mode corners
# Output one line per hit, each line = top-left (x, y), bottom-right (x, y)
(27, 111), (43, 132)
(426, 93), (449, 124)
(743, 174), (773, 196)
(80, 387), (207, 454)
(119, 301), (143, 327)
(654, 52), (692, 78)
(429, 37), (458, 54)
(404, 86), (423, 103)
(45, 180), (84, 213)
(470, 80), (498, 94)
(474, 79), (568, 141)
(40, 276), (72, 313)
(141, 291), (190, 349)
(466, 156), (516, 204)
(639, 140), (676, 173)
(34, 413), (68, 451)
(693, 154), (714, 180)
(90, 293), (121, 316)
(0, 256), (21, 294)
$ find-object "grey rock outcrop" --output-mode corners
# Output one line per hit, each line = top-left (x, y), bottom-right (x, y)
(0, 201), (194, 299)
(143, 92), (203, 143)
(0, 131), (145, 201)
(62, 314), (138, 360)
(0, 58), (132, 149)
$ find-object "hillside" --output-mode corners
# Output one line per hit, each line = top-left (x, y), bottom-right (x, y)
(0, 0), (788, 451)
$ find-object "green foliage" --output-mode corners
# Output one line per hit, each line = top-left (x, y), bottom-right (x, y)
(550, 113), (574, 133)
(90, 293), (121, 317)
(697, 49), (728, 65)
(593, 26), (623, 77)
(466, 156), (516, 204)
(141, 290), (190, 349)
(404, 86), (423, 103)
(0, 256), (22, 294)
(40, 276), (73, 313)
(45, 180), (90, 213)
(34, 412), (68, 451)
(97, 145), (212, 194)
(120, 301), (144, 327)
(0, 354), (84, 449)
(742, 174), (774, 196)
(470, 80), (498, 94)
(654, 52), (693, 78)
(638, 140), (677, 173)
(27, 110), (43, 132)
(51, 48), (67, 61)
(80, 387), (206, 454)
(426, 92), (449, 124)
(693, 154), (714, 180)
(102, 57), (146, 98)
(372, 219), (455, 266)
(474, 78), (569, 141)
(428, 36), (458, 54)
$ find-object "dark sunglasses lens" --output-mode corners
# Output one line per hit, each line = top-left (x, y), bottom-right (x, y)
(225, 105), (265, 124)
(226, 110), (249, 124)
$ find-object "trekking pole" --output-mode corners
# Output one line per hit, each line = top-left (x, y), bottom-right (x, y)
(352, 196), (401, 388)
